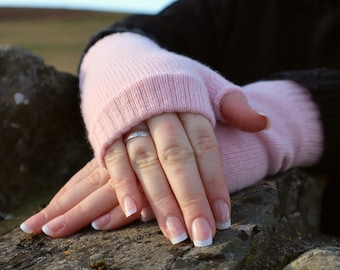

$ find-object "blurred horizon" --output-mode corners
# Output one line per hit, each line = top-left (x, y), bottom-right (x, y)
(0, 0), (176, 14)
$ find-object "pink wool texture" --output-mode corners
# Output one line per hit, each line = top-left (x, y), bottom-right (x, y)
(215, 80), (323, 192)
(79, 32), (323, 193)
(80, 32), (241, 165)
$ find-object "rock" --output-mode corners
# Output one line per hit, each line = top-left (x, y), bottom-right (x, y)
(0, 46), (339, 269)
(0, 170), (339, 269)
(284, 247), (340, 270)
(0, 45), (91, 233)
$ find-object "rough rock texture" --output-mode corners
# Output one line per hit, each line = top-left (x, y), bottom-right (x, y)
(1, 171), (339, 269)
(0, 45), (91, 232)
(0, 46), (339, 269)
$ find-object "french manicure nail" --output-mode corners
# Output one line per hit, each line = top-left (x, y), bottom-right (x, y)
(140, 207), (155, 223)
(20, 222), (33, 234)
(165, 216), (188, 245)
(123, 196), (137, 218)
(192, 218), (213, 247)
(213, 200), (231, 230)
(19, 212), (46, 234)
(91, 213), (111, 230)
(42, 215), (66, 236)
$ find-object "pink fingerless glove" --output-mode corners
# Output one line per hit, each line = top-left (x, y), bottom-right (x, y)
(216, 80), (324, 192)
(80, 32), (323, 192)
(79, 32), (241, 166)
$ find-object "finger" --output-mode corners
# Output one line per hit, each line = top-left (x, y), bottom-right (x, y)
(140, 206), (155, 222)
(139, 186), (154, 222)
(220, 91), (270, 132)
(91, 205), (138, 231)
(92, 184), (152, 229)
(147, 113), (215, 246)
(50, 158), (102, 203)
(20, 161), (110, 234)
(125, 120), (188, 245)
(179, 113), (231, 230)
(41, 182), (120, 237)
(104, 138), (143, 218)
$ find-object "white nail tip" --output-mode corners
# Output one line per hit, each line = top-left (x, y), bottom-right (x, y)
(216, 220), (231, 230)
(193, 237), (213, 247)
(91, 221), (100, 230)
(170, 232), (188, 245)
(123, 197), (137, 218)
(20, 223), (32, 234)
(42, 225), (52, 236)
(125, 208), (137, 218)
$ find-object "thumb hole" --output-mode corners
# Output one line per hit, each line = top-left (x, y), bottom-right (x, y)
(220, 92), (269, 132)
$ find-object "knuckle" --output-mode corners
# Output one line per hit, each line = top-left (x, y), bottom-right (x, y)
(160, 145), (195, 165)
(149, 193), (173, 209)
(74, 204), (87, 217)
(83, 159), (98, 173)
(177, 194), (204, 210)
(105, 147), (126, 167)
(108, 174), (131, 190)
(45, 199), (65, 218)
(129, 143), (159, 169)
(86, 168), (108, 188)
(193, 134), (219, 159)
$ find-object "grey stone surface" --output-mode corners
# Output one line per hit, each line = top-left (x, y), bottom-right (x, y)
(0, 45), (91, 234)
(284, 247), (340, 270)
(1, 170), (339, 269)
(0, 45), (339, 269)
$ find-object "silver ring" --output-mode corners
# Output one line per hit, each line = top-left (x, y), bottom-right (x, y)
(124, 129), (150, 144)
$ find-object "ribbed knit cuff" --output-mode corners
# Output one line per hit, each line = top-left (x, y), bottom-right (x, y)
(79, 33), (217, 166)
(269, 69), (340, 173)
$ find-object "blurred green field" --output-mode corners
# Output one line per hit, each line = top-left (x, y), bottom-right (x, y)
(0, 8), (127, 74)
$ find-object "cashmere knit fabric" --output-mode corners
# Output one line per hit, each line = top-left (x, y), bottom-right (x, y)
(80, 33), (242, 166)
(79, 33), (323, 193)
(80, 0), (340, 176)
(219, 80), (323, 192)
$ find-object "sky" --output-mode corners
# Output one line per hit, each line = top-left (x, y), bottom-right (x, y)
(0, 0), (177, 14)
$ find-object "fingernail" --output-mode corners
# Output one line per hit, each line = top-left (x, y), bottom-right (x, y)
(258, 112), (271, 130)
(140, 207), (155, 223)
(213, 200), (231, 230)
(91, 214), (111, 230)
(192, 218), (213, 247)
(165, 216), (188, 245)
(123, 196), (137, 218)
(19, 212), (46, 234)
(42, 215), (66, 236)
(20, 222), (33, 234)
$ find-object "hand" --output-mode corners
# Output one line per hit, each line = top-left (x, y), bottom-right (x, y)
(21, 91), (268, 246)
(20, 158), (134, 235)
(21, 112), (226, 247)
(100, 112), (231, 246)
(102, 91), (268, 246)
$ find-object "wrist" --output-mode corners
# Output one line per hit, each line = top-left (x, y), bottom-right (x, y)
(79, 32), (216, 166)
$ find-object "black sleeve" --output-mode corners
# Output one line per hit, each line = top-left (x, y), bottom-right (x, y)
(81, 0), (235, 69)
(80, 0), (340, 176)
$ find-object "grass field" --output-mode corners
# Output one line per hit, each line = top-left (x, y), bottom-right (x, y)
(0, 8), (127, 74)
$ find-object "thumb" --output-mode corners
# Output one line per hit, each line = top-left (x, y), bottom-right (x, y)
(220, 91), (270, 132)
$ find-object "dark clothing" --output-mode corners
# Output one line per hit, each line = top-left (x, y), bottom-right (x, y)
(83, 0), (340, 234)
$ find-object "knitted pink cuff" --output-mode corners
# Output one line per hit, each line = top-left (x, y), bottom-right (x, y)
(79, 33), (241, 166)
(215, 80), (323, 193)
